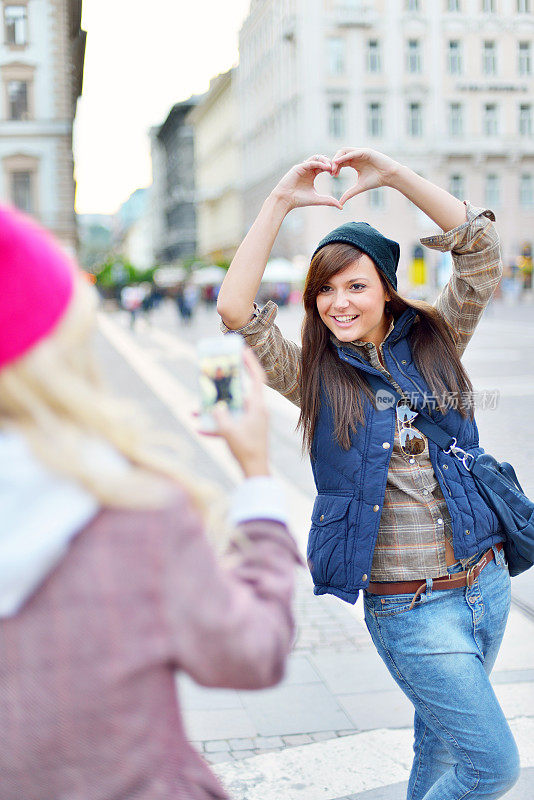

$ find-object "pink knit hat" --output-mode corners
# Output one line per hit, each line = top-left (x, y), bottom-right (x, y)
(0, 204), (75, 370)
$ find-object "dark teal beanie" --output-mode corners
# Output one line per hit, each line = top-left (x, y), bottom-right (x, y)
(312, 222), (400, 290)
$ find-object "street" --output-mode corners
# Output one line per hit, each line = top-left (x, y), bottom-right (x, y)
(96, 296), (534, 800)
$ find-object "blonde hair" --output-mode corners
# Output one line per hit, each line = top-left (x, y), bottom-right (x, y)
(0, 275), (212, 516)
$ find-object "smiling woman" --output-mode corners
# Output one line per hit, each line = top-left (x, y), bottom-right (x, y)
(315, 254), (389, 341)
(216, 148), (519, 800)
(300, 233), (473, 453)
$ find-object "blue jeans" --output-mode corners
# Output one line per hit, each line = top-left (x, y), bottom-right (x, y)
(364, 546), (520, 800)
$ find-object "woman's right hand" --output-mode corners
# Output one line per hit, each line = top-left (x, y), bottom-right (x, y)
(270, 155), (343, 212)
(212, 348), (271, 478)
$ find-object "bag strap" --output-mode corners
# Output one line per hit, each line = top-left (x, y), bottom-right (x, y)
(364, 372), (467, 462)
(365, 372), (532, 515)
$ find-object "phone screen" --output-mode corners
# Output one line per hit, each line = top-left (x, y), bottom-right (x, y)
(198, 335), (245, 429)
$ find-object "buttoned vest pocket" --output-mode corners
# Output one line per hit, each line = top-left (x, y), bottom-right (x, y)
(307, 494), (352, 589)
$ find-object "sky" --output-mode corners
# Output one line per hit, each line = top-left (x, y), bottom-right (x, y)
(73, 0), (251, 215)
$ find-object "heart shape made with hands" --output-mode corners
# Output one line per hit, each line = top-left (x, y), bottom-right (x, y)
(298, 148), (391, 209)
(331, 164), (362, 208)
(328, 147), (392, 207)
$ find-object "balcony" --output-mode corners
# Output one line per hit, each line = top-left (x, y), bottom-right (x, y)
(330, 2), (377, 28)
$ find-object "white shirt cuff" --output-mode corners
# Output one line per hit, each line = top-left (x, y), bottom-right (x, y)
(229, 476), (288, 526)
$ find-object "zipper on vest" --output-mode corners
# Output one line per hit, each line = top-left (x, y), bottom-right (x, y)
(387, 346), (428, 408)
(436, 461), (452, 496)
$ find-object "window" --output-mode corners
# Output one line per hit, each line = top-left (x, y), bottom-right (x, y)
(449, 102), (463, 136)
(485, 174), (500, 206)
(8, 79), (28, 119)
(519, 42), (531, 76)
(482, 0), (496, 10)
(447, 0), (461, 10)
(4, 5), (27, 46)
(328, 37), (345, 76)
(331, 175), (347, 201)
(329, 102), (345, 138)
(448, 41), (463, 75)
(408, 102), (423, 136)
(483, 103), (499, 135)
(520, 174), (534, 207)
(520, 103), (532, 136)
(406, 0), (420, 10)
(407, 39), (422, 73)
(369, 188), (384, 209)
(11, 171), (32, 212)
(449, 174), (465, 199)
(367, 40), (381, 73)
(517, 0), (531, 12)
(483, 41), (497, 75)
(367, 102), (383, 137)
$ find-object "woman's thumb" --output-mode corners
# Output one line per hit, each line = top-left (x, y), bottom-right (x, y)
(211, 401), (231, 432)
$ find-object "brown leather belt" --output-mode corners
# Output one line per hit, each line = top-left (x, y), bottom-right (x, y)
(367, 542), (504, 610)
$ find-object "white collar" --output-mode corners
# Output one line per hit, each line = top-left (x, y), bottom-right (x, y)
(0, 430), (100, 617)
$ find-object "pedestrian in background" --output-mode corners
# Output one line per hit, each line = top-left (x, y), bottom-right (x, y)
(120, 282), (145, 328)
(0, 204), (301, 799)
(217, 148), (520, 800)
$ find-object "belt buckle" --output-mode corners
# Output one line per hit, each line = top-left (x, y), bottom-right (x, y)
(466, 562), (477, 587)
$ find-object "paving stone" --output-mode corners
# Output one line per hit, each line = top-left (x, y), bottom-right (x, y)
(238, 682), (353, 737)
(283, 655), (322, 685)
(492, 668), (534, 684)
(282, 734), (313, 746)
(181, 709), (256, 741)
(203, 752), (233, 765)
(311, 731), (337, 742)
(494, 681), (534, 719)
(254, 736), (284, 749)
(204, 741), (231, 753)
(338, 690), (413, 731)
(177, 674), (243, 711)
(310, 649), (397, 695)
(494, 609), (534, 672)
(231, 751), (256, 761)
(228, 737), (255, 751)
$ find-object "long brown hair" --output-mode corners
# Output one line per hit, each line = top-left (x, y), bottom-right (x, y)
(297, 242), (473, 453)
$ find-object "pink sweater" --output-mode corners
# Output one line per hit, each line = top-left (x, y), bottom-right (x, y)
(0, 491), (301, 799)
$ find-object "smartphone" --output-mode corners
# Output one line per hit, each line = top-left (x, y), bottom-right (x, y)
(197, 334), (246, 432)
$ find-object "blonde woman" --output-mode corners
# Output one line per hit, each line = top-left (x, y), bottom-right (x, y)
(0, 205), (301, 799)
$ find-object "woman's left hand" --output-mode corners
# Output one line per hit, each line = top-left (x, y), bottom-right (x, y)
(331, 148), (401, 206)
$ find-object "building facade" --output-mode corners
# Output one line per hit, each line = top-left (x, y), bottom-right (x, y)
(186, 69), (242, 263)
(238, 0), (534, 290)
(117, 187), (153, 271)
(150, 96), (200, 263)
(0, 0), (85, 254)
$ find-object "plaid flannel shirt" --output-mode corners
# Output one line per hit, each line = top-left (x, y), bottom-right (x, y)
(221, 201), (502, 579)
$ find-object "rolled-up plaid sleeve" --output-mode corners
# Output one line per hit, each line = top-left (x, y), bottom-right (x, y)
(422, 200), (503, 356)
(220, 301), (302, 407)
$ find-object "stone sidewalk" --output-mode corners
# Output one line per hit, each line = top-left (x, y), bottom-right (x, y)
(201, 570), (534, 800)
(178, 563), (534, 799)
(181, 570), (412, 766)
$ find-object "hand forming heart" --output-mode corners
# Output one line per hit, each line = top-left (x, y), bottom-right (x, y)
(273, 149), (400, 212)
(330, 148), (400, 207)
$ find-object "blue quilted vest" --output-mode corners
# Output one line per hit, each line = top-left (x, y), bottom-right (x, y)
(307, 307), (503, 604)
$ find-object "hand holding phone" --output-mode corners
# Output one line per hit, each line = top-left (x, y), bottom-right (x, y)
(198, 334), (246, 433)
(197, 340), (270, 478)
